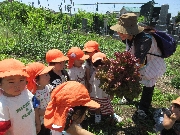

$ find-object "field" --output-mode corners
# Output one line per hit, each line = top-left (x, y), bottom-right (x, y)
(0, 1), (180, 135)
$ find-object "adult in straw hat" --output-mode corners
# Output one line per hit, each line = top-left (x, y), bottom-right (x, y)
(110, 13), (166, 120)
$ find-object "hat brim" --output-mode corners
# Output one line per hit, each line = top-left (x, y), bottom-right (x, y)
(0, 70), (29, 78)
(172, 100), (180, 106)
(110, 24), (144, 35)
(92, 57), (102, 63)
(38, 66), (54, 75)
(83, 48), (95, 52)
(79, 55), (89, 60)
(51, 56), (69, 62)
(83, 48), (100, 53)
(84, 99), (100, 108)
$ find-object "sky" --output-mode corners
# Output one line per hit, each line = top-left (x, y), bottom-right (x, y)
(3, 0), (180, 17)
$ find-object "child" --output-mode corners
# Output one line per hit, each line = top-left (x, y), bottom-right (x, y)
(83, 40), (101, 91)
(0, 58), (36, 135)
(46, 49), (70, 89)
(26, 62), (54, 135)
(44, 81), (100, 135)
(89, 52), (123, 123)
(67, 47), (89, 86)
(160, 97), (180, 135)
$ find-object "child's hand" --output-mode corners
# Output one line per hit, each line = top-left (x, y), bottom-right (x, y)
(36, 124), (41, 134)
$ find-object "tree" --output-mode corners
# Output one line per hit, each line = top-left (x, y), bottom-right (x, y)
(175, 12), (180, 23)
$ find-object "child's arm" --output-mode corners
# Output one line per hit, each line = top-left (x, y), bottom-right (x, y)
(67, 124), (95, 135)
(68, 68), (76, 81)
(85, 68), (91, 91)
(89, 84), (92, 93)
(32, 95), (41, 134)
(38, 109), (45, 116)
(0, 101), (11, 135)
(35, 108), (41, 134)
(163, 112), (178, 129)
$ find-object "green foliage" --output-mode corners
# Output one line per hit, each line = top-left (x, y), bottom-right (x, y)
(138, 15), (145, 23)
(0, 1), (123, 62)
(175, 12), (180, 23)
(171, 76), (180, 89)
(164, 45), (180, 85)
(152, 88), (178, 107)
(0, 1), (179, 134)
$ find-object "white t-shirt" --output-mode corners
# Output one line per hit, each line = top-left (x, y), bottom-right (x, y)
(51, 130), (71, 135)
(51, 124), (81, 135)
(0, 89), (36, 135)
(89, 71), (108, 98)
(68, 65), (86, 85)
(35, 84), (53, 124)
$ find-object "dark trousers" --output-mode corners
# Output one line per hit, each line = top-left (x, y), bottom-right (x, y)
(37, 124), (51, 135)
(139, 85), (155, 113)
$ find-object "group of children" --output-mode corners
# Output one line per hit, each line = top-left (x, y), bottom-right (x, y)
(0, 40), (180, 135)
(0, 40), (121, 135)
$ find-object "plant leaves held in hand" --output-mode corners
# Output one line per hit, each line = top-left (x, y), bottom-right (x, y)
(96, 51), (142, 101)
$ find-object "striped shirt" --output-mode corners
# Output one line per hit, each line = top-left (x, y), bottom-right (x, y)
(127, 36), (166, 87)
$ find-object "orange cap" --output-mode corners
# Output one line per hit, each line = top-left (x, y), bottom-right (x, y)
(172, 97), (180, 106)
(46, 49), (69, 63)
(26, 62), (53, 94)
(92, 52), (106, 63)
(44, 81), (100, 132)
(67, 47), (89, 68)
(0, 58), (28, 78)
(83, 40), (100, 52)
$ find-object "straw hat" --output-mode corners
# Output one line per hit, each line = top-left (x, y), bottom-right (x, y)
(172, 97), (180, 106)
(110, 13), (144, 35)
(44, 81), (100, 132)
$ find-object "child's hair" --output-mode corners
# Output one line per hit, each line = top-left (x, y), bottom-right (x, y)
(35, 76), (40, 82)
(64, 106), (88, 131)
(173, 103), (180, 108)
(92, 59), (104, 68)
(49, 62), (56, 66)
(0, 78), (2, 83)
